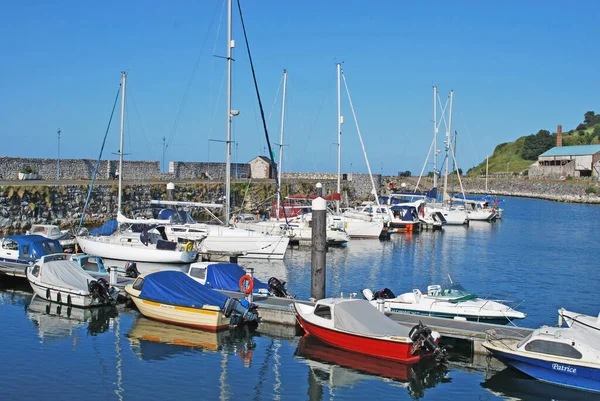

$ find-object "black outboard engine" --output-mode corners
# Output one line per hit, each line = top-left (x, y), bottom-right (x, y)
(373, 288), (396, 300)
(409, 321), (447, 362)
(125, 261), (140, 278)
(268, 277), (292, 298)
(222, 297), (260, 327)
(88, 278), (116, 305)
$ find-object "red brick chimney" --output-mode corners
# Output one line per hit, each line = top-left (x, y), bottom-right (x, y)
(556, 125), (562, 147)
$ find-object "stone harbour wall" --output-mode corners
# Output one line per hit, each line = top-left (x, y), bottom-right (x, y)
(169, 161), (250, 180)
(0, 157), (161, 180)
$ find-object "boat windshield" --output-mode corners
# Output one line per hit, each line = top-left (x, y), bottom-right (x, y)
(436, 283), (473, 298)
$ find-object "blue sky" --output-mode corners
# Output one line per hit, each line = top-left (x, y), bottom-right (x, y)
(1, 1), (599, 176)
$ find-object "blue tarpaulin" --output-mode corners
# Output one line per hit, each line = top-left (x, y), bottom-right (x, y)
(139, 271), (229, 309)
(205, 263), (270, 292)
(89, 219), (118, 236)
(6, 235), (63, 260)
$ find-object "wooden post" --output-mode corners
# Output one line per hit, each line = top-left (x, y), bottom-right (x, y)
(311, 196), (326, 300)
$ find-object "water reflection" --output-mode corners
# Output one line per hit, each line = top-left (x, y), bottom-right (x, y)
(294, 335), (450, 399)
(0, 278), (32, 307)
(126, 316), (256, 363)
(26, 295), (117, 341)
(481, 368), (600, 401)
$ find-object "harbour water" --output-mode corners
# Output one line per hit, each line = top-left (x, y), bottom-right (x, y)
(1, 196), (599, 401)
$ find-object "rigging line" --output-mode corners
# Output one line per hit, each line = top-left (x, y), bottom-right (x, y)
(165, 0), (223, 151)
(267, 73), (284, 127)
(236, 0), (288, 223)
(207, 0), (228, 142)
(128, 86), (154, 160)
(341, 70), (380, 205)
(78, 80), (122, 232)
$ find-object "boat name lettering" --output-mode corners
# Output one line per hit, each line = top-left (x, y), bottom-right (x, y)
(552, 363), (577, 374)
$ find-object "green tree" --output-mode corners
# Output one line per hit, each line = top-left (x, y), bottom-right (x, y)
(522, 130), (555, 160)
(584, 111), (596, 124)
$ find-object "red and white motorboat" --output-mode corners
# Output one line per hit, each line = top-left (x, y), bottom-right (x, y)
(293, 298), (445, 363)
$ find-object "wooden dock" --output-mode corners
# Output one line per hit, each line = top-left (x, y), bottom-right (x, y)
(1, 266), (531, 354)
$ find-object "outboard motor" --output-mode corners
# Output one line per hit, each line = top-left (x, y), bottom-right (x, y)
(373, 288), (396, 300)
(125, 261), (140, 278)
(268, 277), (292, 298)
(222, 297), (260, 327)
(409, 321), (447, 362)
(88, 278), (117, 305)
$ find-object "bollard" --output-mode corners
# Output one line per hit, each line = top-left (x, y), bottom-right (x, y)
(247, 267), (254, 303)
(109, 267), (118, 285)
(311, 196), (327, 300)
(316, 182), (323, 197)
(167, 182), (175, 201)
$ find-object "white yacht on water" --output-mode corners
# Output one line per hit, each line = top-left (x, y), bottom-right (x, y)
(76, 73), (197, 265)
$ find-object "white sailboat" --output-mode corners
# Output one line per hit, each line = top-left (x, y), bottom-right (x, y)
(76, 72), (198, 264)
(416, 87), (468, 225)
(334, 64), (384, 238)
(231, 69), (349, 246)
(148, 4), (290, 259)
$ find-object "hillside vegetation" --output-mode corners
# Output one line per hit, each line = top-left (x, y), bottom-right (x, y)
(468, 111), (600, 175)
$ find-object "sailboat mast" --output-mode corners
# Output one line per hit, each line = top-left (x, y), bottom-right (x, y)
(224, 0), (233, 225)
(442, 90), (453, 205)
(276, 69), (288, 221)
(336, 63), (342, 212)
(117, 71), (127, 220)
(485, 154), (489, 192)
(433, 86), (438, 190)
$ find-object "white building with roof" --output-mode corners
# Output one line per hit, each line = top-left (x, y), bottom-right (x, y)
(529, 144), (600, 179)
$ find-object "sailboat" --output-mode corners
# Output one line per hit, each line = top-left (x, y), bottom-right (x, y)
(76, 72), (198, 264)
(150, 3), (290, 259)
(415, 87), (468, 225)
(333, 64), (385, 238)
(231, 69), (349, 245)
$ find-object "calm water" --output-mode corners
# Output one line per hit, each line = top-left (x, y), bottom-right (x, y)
(1, 196), (599, 401)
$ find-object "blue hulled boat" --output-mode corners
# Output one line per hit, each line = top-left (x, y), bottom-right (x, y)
(483, 308), (600, 393)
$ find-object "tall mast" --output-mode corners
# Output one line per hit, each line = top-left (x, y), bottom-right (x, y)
(485, 154), (489, 192)
(276, 69), (288, 221)
(117, 71), (127, 221)
(224, 0), (233, 225)
(336, 63), (342, 212)
(442, 90), (453, 205)
(433, 86), (438, 190)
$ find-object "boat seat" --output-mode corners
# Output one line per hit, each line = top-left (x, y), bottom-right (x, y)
(156, 239), (177, 251)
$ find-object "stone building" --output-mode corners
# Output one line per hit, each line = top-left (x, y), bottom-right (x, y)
(528, 144), (600, 179)
(249, 156), (276, 179)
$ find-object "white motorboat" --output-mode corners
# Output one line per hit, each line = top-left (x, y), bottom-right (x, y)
(27, 254), (119, 308)
(362, 282), (525, 325)
(483, 308), (600, 393)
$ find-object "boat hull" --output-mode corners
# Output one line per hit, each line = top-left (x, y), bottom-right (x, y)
(76, 236), (197, 264)
(343, 220), (383, 238)
(29, 279), (94, 308)
(126, 290), (230, 331)
(386, 306), (523, 325)
(486, 347), (600, 393)
(201, 231), (289, 260)
(295, 307), (419, 363)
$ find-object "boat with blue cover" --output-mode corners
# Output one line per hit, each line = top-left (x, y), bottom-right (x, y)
(483, 308), (600, 393)
(125, 270), (259, 331)
(184, 262), (292, 298)
(0, 235), (63, 276)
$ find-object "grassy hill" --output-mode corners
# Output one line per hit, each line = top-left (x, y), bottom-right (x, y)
(467, 114), (600, 175)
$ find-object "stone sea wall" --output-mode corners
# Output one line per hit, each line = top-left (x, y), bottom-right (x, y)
(169, 161), (249, 180)
(389, 176), (600, 204)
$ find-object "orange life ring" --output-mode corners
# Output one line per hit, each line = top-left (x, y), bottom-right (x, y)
(239, 275), (254, 294)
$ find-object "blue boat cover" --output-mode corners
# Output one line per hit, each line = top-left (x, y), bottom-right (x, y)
(89, 219), (118, 236)
(6, 235), (63, 260)
(139, 271), (229, 309)
(205, 263), (270, 292)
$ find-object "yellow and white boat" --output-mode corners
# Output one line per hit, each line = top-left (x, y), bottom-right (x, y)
(125, 270), (259, 331)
